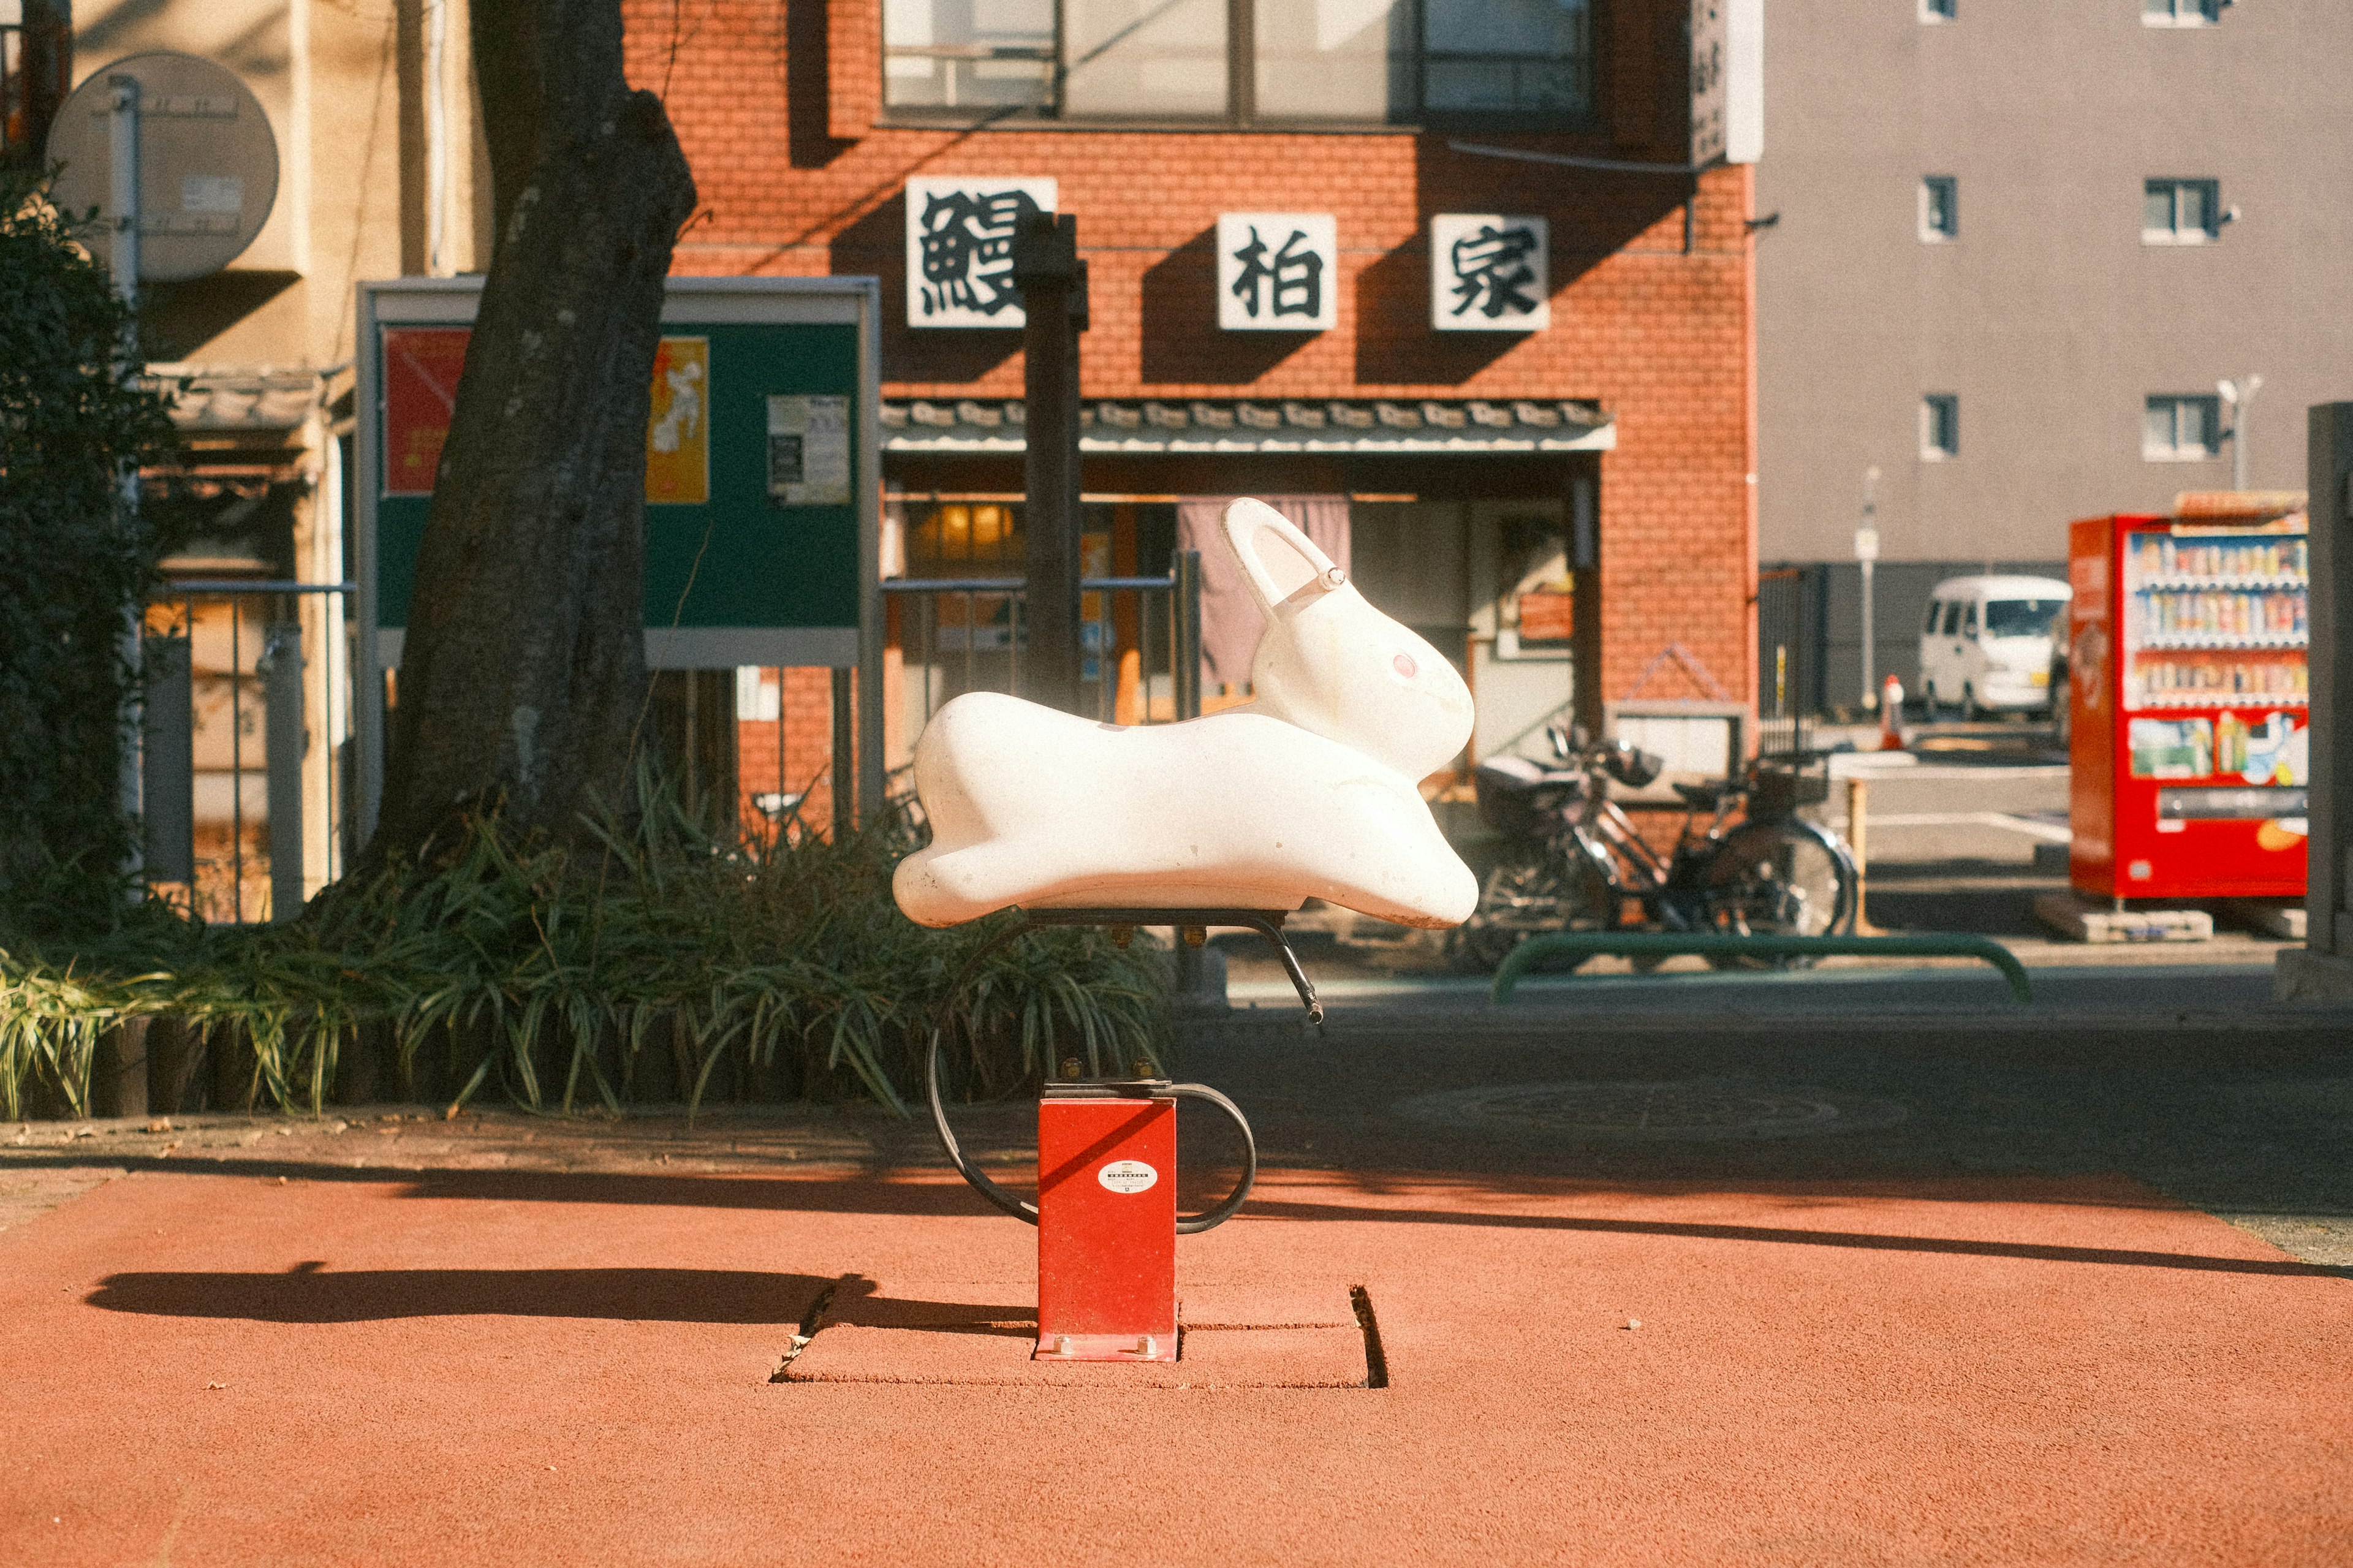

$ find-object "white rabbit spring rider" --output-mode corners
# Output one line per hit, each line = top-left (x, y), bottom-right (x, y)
(898, 498), (1476, 1363)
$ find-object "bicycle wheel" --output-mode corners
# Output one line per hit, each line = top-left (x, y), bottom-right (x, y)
(1452, 849), (1615, 974)
(1697, 817), (1855, 969)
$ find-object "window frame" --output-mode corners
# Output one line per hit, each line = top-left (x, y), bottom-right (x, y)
(2142, 0), (2224, 26)
(2143, 178), (2222, 244)
(1919, 175), (1958, 243)
(2143, 394), (2222, 461)
(874, 0), (1604, 133)
(1920, 393), (1960, 461)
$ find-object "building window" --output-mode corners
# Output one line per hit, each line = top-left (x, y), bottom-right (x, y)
(1920, 176), (1958, 242)
(1920, 0), (1957, 20)
(1921, 395), (1960, 460)
(2143, 178), (2221, 243)
(881, 0), (1595, 127)
(2144, 395), (2221, 460)
(2143, 0), (2224, 25)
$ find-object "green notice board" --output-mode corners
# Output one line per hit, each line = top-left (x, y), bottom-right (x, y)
(358, 277), (879, 672)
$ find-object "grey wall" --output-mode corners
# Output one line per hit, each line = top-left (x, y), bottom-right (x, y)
(1757, 1), (2353, 568)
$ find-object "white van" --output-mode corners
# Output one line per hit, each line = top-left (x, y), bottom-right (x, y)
(1917, 574), (2071, 719)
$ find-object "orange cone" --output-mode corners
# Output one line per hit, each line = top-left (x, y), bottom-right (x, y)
(1877, 674), (1906, 751)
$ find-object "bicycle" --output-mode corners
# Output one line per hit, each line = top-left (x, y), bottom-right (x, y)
(1453, 727), (1859, 973)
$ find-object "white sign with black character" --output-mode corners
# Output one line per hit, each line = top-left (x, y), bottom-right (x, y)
(1216, 213), (1338, 332)
(905, 176), (1058, 329)
(1430, 214), (1550, 332)
(768, 395), (852, 507)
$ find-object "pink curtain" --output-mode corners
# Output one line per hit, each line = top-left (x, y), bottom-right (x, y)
(1173, 496), (1351, 691)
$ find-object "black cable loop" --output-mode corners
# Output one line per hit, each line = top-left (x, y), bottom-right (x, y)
(922, 909), (1308, 1233)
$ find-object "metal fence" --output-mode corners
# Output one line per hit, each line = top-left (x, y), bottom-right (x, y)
(1755, 565), (1818, 758)
(142, 579), (355, 925)
(882, 550), (1204, 737)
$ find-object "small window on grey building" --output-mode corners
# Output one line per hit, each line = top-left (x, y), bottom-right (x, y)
(1921, 394), (1960, 460)
(2143, 0), (2224, 25)
(1920, 176), (1958, 241)
(2144, 178), (2221, 243)
(2144, 395), (2222, 460)
(1921, 0), (1957, 20)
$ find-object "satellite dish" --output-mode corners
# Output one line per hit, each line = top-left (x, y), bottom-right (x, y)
(47, 51), (280, 284)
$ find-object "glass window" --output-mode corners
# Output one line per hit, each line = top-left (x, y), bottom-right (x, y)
(882, 0), (1056, 112)
(1254, 0), (1412, 123)
(2144, 178), (2221, 243)
(1963, 602), (1979, 637)
(1063, 0), (1230, 118)
(884, 0), (1593, 125)
(1920, 176), (1958, 241)
(2144, 395), (2221, 460)
(1921, 394), (1960, 460)
(2143, 0), (2223, 25)
(1923, 600), (1944, 634)
(1422, 0), (1592, 118)
(1921, 0), (1956, 18)
(1941, 603), (1963, 637)
(1985, 599), (2064, 638)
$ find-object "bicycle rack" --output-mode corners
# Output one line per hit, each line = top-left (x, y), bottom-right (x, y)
(1487, 931), (2033, 1004)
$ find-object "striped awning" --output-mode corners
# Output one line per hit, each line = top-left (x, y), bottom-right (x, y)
(882, 397), (1614, 455)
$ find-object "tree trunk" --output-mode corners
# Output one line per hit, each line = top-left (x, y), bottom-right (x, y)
(369, 0), (696, 861)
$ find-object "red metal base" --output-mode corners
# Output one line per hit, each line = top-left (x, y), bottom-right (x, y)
(1036, 1092), (1176, 1362)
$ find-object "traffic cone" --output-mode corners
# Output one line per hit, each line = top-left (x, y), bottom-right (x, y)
(1877, 674), (1906, 751)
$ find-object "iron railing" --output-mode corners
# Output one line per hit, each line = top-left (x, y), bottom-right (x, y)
(142, 579), (355, 925)
(882, 550), (1203, 736)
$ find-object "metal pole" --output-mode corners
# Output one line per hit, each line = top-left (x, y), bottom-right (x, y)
(830, 665), (854, 843)
(110, 75), (145, 877)
(1846, 775), (1870, 933)
(1856, 465), (1881, 713)
(1174, 549), (1203, 721)
(1014, 212), (1088, 714)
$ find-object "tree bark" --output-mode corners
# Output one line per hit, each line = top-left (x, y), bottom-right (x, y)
(369, 0), (696, 860)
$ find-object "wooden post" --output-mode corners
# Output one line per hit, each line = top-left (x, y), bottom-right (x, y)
(1014, 212), (1088, 714)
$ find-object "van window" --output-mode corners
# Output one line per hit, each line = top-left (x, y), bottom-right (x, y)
(1941, 602), (1963, 636)
(1923, 600), (1942, 634)
(1984, 597), (2064, 637)
(1963, 603), (1979, 636)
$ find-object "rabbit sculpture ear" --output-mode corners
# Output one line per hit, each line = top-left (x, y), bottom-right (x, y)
(1221, 498), (1474, 781)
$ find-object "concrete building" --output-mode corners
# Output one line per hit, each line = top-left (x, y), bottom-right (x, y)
(1757, 0), (2353, 712)
(34, 0), (490, 917)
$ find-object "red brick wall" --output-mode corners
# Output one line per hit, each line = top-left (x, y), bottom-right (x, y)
(624, 0), (1755, 721)
(737, 667), (838, 835)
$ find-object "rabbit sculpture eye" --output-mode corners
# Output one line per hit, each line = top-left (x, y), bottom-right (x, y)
(892, 497), (1479, 929)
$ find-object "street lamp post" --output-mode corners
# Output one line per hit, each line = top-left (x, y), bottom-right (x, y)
(1856, 465), (1881, 713)
(2220, 375), (2264, 493)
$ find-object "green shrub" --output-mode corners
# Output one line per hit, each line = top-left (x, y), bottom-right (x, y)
(0, 169), (180, 928)
(0, 782), (1170, 1120)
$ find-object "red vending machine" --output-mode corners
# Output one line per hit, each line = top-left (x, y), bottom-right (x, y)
(2068, 499), (2309, 900)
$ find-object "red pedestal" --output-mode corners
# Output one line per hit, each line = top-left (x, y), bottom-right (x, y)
(1036, 1092), (1177, 1362)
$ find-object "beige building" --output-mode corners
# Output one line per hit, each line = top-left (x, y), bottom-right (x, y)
(56, 1), (488, 915)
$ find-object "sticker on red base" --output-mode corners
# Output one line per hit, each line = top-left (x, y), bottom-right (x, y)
(1097, 1160), (1158, 1194)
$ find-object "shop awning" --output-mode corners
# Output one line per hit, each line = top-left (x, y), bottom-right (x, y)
(881, 397), (1614, 455)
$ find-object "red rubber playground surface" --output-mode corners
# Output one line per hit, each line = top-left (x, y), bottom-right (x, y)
(2, 1161), (2348, 1566)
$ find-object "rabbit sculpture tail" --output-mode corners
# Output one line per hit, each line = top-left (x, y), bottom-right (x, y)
(892, 498), (1479, 929)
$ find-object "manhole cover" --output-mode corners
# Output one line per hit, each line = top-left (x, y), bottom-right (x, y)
(1388, 1080), (1909, 1141)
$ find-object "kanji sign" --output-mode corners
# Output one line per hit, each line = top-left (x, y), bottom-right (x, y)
(1430, 214), (1550, 332)
(905, 176), (1058, 328)
(1216, 212), (1337, 331)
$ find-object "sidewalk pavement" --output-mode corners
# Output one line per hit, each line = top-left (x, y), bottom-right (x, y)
(3, 995), (2349, 1566)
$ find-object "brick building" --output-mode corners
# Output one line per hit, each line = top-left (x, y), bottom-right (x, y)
(632, 0), (1760, 805)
